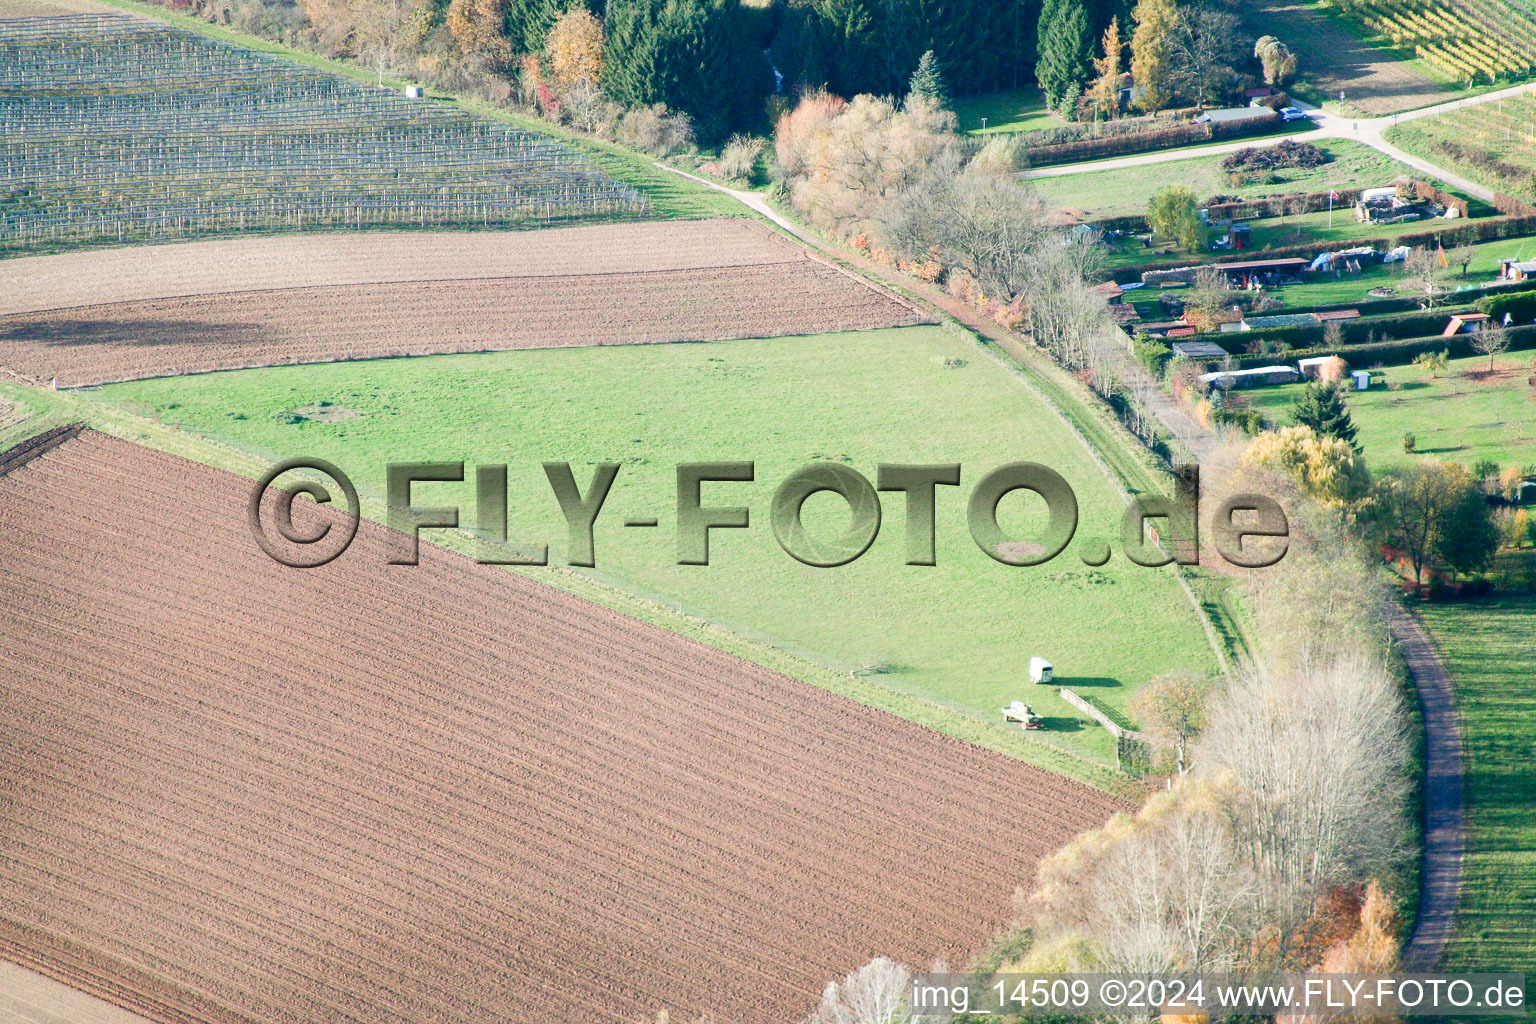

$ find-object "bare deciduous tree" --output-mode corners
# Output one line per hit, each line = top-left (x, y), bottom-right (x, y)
(1167, 0), (1243, 108)
(881, 148), (1055, 299)
(803, 958), (912, 1024)
(1198, 656), (1409, 944)
(1029, 779), (1262, 973)
(1403, 246), (1450, 309)
(1471, 324), (1510, 370)
(1444, 242), (1475, 279)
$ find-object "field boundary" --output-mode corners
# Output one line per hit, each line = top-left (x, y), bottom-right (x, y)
(0, 402), (1136, 795)
(0, 420), (83, 476)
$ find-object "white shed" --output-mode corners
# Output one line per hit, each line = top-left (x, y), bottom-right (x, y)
(1030, 657), (1053, 684)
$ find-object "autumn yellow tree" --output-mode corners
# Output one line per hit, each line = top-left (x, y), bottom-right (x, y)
(1280, 883), (1402, 1024)
(1130, 0), (1178, 111)
(546, 7), (605, 89)
(1088, 18), (1127, 118)
(1499, 465), (1526, 501)
(1324, 882), (1401, 972)
(1243, 425), (1371, 507)
(447, 0), (512, 70)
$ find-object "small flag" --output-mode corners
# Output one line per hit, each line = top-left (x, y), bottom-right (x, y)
(1437, 243), (1449, 268)
(1329, 190), (1340, 201)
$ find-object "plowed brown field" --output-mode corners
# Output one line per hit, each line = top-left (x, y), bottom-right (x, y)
(0, 221), (928, 386)
(0, 429), (1123, 1024)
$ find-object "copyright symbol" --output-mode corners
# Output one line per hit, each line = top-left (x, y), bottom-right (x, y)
(1101, 980), (1126, 1007)
(248, 457), (359, 568)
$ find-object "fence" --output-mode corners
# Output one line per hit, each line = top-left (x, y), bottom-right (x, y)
(1059, 687), (1147, 774)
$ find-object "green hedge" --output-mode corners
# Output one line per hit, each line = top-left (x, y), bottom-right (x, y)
(1216, 308), (1475, 351)
(1026, 112), (1281, 167)
(1477, 290), (1536, 323)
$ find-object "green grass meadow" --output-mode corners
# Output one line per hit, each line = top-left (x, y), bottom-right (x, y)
(1418, 590), (1536, 975)
(953, 86), (1063, 135)
(1030, 140), (1456, 219)
(90, 327), (1220, 765)
(1244, 352), (1536, 472)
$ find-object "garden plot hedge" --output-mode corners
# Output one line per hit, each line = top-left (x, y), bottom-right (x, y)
(1025, 111), (1282, 166)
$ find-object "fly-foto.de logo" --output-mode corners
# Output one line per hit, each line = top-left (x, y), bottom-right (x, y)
(249, 458), (1288, 571)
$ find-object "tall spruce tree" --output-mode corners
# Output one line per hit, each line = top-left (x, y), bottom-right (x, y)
(1036, 0), (1093, 114)
(1293, 382), (1360, 451)
(602, 0), (769, 139)
(507, 0), (592, 57)
(908, 49), (949, 105)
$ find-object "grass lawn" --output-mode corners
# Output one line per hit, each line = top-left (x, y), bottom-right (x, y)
(954, 86), (1063, 135)
(1032, 140), (1453, 220)
(1243, 352), (1536, 472)
(88, 327), (1220, 766)
(1418, 586), (1536, 976)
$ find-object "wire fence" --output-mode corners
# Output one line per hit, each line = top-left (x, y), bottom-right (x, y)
(0, 14), (648, 251)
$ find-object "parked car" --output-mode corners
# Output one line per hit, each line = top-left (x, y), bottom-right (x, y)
(1279, 107), (1310, 122)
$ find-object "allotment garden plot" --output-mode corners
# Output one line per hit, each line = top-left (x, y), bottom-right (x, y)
(0, 14), (643, 253)
(0, 426), (1126, 1024)
(0, 220), (929, 386)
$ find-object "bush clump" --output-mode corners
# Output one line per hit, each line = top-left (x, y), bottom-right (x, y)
(1221, 138), (1327, 173)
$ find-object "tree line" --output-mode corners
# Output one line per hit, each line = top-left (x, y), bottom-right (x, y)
(170, 0), (1270, 143)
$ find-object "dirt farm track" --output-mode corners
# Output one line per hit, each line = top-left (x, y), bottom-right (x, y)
(0, 428), (1123, 1024)
(0, 221), (929, 387)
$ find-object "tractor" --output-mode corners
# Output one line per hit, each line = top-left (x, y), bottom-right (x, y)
(1001, 700), (1043, 731)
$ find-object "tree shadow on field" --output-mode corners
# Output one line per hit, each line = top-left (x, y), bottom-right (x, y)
(0, 316), (270, 350)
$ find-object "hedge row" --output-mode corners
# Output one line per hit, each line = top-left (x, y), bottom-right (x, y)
(1089, 186), (1366, 234)
(1494, 192), (1536, 217)
(1292, 308), (1474, 348)
(1092, 181), (1467, 237)
(1178, 307), (1476, 352)
(1479, 290), (1536, 322)
(1025, 111), (1281, 167)
(1224, 323), (1536, 370)
(1204, 186), (1367, 223)
(1021, 109), (1197, 149)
